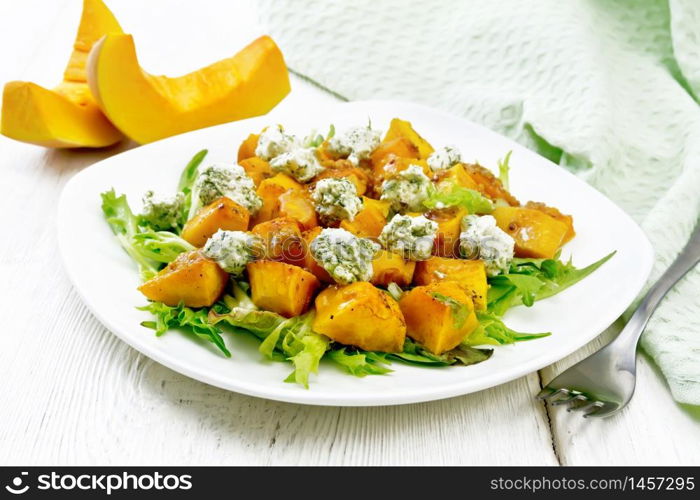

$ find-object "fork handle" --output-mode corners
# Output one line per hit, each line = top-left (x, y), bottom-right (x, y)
(614, 218), (700, 350)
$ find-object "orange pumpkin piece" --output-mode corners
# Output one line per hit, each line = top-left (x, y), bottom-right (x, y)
(313, 162), (369, 196)
(425, 207), (468, 258)
(413, 256), (488, 310)
(247, 261), (320, 317)
(399, 282), (479, 355)
(138, 250), (228, 308)
(435, 163), (479, 191)
(237, 133), (259, 162)
(370, 137), (420, 167)
(239, 156), (272, 187)
(370, 250), (416, 287)
(300, 227), (333, 283)
(278, 190), (318, 230)
(312, 282), (406, 352)
(253, 173), (304, 224)
(340, 197), (391, 239)
(383, 118), (434, 159)
(251, 217), (305, 265)
(492, 206), (569, 259)
(181, 196), (249, 247)
(525, 201), (575, 243)
(462, 163), (519, 205)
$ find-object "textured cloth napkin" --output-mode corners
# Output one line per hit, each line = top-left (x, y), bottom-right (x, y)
(257, 0), (700, 405)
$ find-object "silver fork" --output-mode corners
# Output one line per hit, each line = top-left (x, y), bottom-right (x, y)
(537, 219), (700, 418)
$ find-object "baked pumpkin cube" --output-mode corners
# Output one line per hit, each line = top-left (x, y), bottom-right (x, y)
(239, 156), (272, 186)
(300, 227), (333, 283)
(278, 189), (318, 230)
(425, 206), (468, 258)
(181, 196), (250, 247)
(370, 250), (416, 287)
(383, 118), (434, 159)
(370, 137), (420, 167)
(525, 201), (575, 243)
(340, 197), (391, 239)
(237, 133), (259, 162)
(247, 261), (320, 317)
(313, 282), (406, 352)
(462, 163), (519, 205)
(251, 216), (305, 265)
(253, 173), (304, 224)
(399, 282), (478, 354)
(435, 163), (479, 191)
(413, 256), (487, 310)
(138, 250), (228, 308)
(492, 206), (569, 259)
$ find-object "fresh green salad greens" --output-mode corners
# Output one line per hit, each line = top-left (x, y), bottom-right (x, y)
(101, 146), (614, 388)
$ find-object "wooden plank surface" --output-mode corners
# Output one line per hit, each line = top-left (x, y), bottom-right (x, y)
(0, 0), (696, 466)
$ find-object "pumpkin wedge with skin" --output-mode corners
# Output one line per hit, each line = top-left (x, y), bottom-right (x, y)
(88, 34), (291, 144)
(1, 0), (123, 148)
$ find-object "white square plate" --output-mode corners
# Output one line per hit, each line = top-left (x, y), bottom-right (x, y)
(57, 100), (653, 406)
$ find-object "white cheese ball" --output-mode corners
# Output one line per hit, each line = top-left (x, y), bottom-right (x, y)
(379, 214), (438, 261)
(311, 178), (363, 223)
(459, 214), (515, 276)
(310, 228), (380, 284)
(254, 124), (299, 161)
(327, 126), (381, 165)
(427, 145), (462, 171)
(269, 147), (325, 182)
(380, 164), (434, 212)
(202, 230), (260, 276)
(140, 190), (184, 230)
(194, 163), (262, 214)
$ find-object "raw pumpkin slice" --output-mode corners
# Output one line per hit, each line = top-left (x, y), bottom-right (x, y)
(87, 34), (291, 144)
(1, 0), (123, 148)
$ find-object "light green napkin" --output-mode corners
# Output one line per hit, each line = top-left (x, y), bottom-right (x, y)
(257, 0), (700, 404)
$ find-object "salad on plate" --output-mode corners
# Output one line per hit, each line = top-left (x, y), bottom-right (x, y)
(101, 117), (613, 387)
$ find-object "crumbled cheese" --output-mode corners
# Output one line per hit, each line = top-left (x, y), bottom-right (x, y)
(310, 228), (379, 284)
(269, 147), (325, 182)
(140, 190), (184, 230)
(380, 165), (434, 212)
(254, 124), (299, 161)
(459, 214), (515, 276)
(427, 145), (462, 171)
(379, 214), (438, 261)
(326, 125), (381, 165)
(202, 230), (260, 275)
(194, 163), (262, 214)
(311, 178), (363, 223)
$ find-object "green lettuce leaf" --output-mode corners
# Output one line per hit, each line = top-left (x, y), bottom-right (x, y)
(327, 348), (393, 377)
(464, 312), (550, 346)
(132, 230), (195, 264)
(177, 149), (208, 224)
(101, 189), (158, 280)
(390, 338), (493, 366)
(423, 182), (494, 214)
(487, 251), (616, 315)
(497, 150), (512, 190)
(139, 302), (230, 357)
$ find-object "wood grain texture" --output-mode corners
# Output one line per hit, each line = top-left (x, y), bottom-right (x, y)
(0, 0), (697, 466)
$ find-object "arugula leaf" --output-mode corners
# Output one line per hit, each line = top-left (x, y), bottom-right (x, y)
(327, 348), (393, 377)
(132, 230), (195, 264)
(498, 150), (512, 190)
(423, 182), (494, 214)
(177, 149), (208, 224)
(101, 189), (158, 280)
(327, 123), (336, 139)
(487, 251), (616, 315)
(390, 338), (493, 366)
(465, 312), (550, 346)
(139, 302), (230, 357)
(430, 292), (468, 328)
